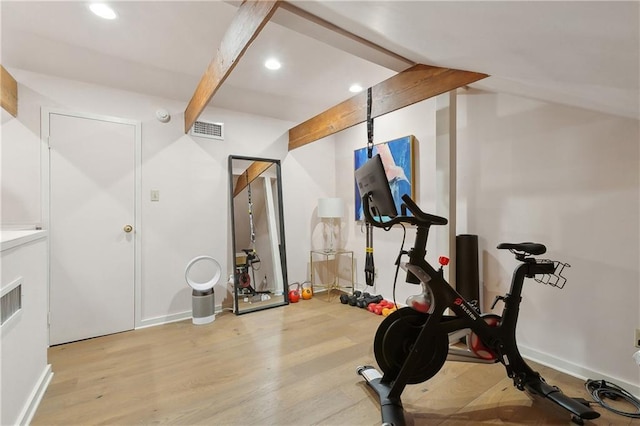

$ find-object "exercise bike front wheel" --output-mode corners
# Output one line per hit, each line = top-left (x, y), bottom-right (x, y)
(374, 307), (449, 384)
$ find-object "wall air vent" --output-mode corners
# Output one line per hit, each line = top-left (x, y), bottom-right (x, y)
(190, 120), (224, 140)
(1, 278), (22, 326)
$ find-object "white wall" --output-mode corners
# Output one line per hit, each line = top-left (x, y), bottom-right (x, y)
(0, 69), (299, 325)
(457, 89), (640, 392)
(1, 102), (42, 226)
(281, 136), (336, 284)
(330, 89), (639, 394)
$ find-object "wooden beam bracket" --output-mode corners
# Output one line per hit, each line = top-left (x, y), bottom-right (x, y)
(1, 65), (18, 117)
(233, 161), (274, 197)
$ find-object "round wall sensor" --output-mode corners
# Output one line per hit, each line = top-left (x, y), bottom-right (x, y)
(155, 108), (171, 123)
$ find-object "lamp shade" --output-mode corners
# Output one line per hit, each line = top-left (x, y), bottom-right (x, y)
(318, 198), (344, 218)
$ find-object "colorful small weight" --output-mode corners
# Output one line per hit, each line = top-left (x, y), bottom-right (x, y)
(382, 305), (397, 317)
(302, 288), (312, 300)
(301, 281), (313, 300)
(288, 282), (300, 303)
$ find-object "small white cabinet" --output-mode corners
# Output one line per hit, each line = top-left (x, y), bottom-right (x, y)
(1, 230), (51, 425)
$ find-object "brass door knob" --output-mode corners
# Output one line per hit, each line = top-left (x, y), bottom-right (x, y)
(124, 225), (133, 233)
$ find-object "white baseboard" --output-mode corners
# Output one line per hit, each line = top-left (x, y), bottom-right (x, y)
(137, 305), (224, 329)
(19, 364), (53, 426)
(519, 344), (640, 399)
(137, 310), (192, 329)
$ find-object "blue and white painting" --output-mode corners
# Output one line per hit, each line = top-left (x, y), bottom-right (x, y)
(354, 135), (415, 221)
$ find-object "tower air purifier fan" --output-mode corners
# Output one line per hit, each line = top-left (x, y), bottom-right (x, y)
(185, 255), (221, 325)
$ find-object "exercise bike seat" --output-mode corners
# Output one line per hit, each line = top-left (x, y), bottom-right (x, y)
(497, 242), (546, 256)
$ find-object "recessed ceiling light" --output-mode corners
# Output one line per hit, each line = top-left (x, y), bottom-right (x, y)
(90, 3), (117, 20)
(349, 84), (363, 93)
(264, 58), (281, 70)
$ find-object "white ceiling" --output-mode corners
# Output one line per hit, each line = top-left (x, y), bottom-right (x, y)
(2, 1), (638, 123)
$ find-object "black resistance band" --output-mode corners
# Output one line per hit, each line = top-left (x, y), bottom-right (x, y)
(365, 87), (375, 286)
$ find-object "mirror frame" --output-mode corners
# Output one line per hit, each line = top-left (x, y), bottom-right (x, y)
(228, 155), (289, 314)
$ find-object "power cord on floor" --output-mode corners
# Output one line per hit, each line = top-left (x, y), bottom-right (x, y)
(585, 379), (640, 418)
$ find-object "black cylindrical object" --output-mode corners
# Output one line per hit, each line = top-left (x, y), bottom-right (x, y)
(456, 234), (480, 304)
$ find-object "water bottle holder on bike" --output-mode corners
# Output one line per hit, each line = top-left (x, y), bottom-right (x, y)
(534, 260), (571, 288)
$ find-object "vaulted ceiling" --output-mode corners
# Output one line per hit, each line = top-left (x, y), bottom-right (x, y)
(2, 1), (638, 122)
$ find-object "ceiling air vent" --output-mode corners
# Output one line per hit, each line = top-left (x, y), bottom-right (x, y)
(190, 120), (224, 140)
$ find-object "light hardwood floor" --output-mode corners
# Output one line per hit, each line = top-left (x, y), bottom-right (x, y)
(32, 296), (638, 425)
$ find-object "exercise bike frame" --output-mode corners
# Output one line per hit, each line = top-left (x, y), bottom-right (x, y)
(357, 193), (599, 426)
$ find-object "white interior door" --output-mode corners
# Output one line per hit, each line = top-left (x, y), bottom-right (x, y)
(48, 111), (137, 345)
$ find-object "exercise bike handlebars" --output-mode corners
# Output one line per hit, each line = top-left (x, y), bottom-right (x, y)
(363, 193), (448, 284)
(400, 194), (448, 227)
(362, 193), (448, 230)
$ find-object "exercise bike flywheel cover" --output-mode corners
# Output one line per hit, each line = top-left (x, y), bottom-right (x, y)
(374, 307), (448, 384)
(185, 255), (222, 292)
(239, 272), (251, 288)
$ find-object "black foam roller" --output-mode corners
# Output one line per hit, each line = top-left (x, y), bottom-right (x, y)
(456, 234), (480, 303)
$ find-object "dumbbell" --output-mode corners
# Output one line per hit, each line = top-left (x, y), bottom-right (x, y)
(357, 294), (383, 308)
(382, 305), (398, 317)
(350, 291), (368, 306)
(340, 290), (361, 305)
(369, 299), (395, 315)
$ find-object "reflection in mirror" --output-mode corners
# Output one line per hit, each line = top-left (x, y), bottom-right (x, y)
(229, 156), (288, 314)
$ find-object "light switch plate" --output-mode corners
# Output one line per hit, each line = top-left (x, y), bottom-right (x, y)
(151, 190), (160, 202)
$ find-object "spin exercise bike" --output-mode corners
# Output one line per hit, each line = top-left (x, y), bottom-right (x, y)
(354, 155), (599, 426)
(236, 248), (262, 295)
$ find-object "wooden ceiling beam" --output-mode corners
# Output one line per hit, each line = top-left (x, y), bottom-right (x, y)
(184, 0), (281, 133)
(288, 64), (488, 151)
(1, 65), (18, 117)
(187, 1), (488, 149)
(233, 160), (273, 197)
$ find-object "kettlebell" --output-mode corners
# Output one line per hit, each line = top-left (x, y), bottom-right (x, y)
(288, 282), (300, 303)
(301, 281), (313, 300)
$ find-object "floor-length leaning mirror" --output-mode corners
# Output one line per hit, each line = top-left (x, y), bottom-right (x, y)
(228, 156), (288, 314)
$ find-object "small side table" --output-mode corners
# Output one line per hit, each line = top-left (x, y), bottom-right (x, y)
(310, 249), (355, 301)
